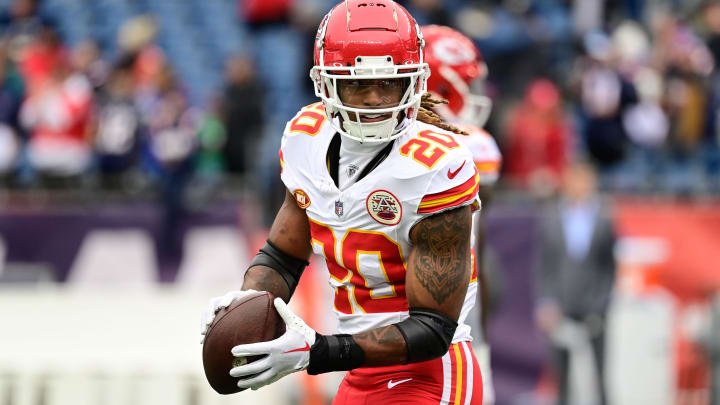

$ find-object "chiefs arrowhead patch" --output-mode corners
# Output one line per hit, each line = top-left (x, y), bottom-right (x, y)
(366, 190), (402, 226)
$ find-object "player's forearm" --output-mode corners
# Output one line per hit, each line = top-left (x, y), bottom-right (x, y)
(352, 324), (408, 366)
(307, 324), (407, 375)
(309, 314), (456, 374)
(242, 266), (291, 302)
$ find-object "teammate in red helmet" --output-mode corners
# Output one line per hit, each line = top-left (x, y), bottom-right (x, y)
(202, 2), (483, 403)
(423, 24), (502, 405)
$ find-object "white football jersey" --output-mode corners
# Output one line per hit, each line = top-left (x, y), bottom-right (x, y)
(279, 103), (481, 343)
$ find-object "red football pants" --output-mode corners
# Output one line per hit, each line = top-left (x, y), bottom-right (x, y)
(332, 341), (483, 405)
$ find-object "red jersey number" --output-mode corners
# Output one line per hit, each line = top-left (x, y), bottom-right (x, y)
(399, 130), (460, 169)
(309, 220), (408, 314)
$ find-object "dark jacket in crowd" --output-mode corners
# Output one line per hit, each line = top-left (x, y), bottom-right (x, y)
(221, 81), (264, 175)
(536, 200), (617, 319)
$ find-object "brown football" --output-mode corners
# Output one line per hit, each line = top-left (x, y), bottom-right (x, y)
(202, 291), (286, 394)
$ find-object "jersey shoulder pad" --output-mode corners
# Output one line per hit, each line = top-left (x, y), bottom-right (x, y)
(400, 124), (479, 214)
(394, 121), (475, 175)
(283, 102), (330, 138)
(280, 103), (334, 188)
(282, 102), (334, 161)
(417, 156), (480, 214)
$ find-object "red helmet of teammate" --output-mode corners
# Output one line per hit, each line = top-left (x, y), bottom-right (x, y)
(422, 25), (492, 128)
(311, 0), (429, 143)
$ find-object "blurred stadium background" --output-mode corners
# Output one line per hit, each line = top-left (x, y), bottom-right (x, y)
(0, 0), (719, 404)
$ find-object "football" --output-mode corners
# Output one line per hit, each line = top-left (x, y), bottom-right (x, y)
(202, 291), (286, 394)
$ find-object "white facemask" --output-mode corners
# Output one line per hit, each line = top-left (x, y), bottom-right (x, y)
(311, 56), (429, 143)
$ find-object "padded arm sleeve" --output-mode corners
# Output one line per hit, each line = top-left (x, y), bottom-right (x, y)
(395, 308), (458, 363)
(247, 240), (309, 297)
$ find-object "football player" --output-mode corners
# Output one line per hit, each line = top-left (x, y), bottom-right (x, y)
(422, 25), (502, 404)
(202, 1), (483, 403)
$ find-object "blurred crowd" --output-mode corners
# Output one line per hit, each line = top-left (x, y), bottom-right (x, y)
(0, 0), (720, 216)
(479, 0), (720, 197)
(0, 0), (266, 202)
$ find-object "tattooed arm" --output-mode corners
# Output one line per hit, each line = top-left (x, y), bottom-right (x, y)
(352, 205), (473, 366)
(242, 190), (313, 302)
(405, 205), (472, 318)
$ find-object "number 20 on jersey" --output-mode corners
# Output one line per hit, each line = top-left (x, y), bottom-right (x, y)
(399, 130), (459, 169)
(309, 219), (408, 314)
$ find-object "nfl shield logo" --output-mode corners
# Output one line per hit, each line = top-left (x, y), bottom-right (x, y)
(335, 200), (344, 217)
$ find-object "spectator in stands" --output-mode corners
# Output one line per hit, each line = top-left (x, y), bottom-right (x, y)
(116, 15), (163, 93)
(0, 39), (23, 123)
(0, 0), (54, 61)
(505, 78), (572, 195)
(653, 12), (714, 193)
(535, 160), (616, 405)
(196, 97), (226, 181)
(70, 39), (109, 91)
(188, 97), (227, 203)
(93, 59), (143, 189)
(621, 67), (668, 191)
(571, 30), (636, 173)
(219, 54), (262, 178)
(18, 24), (65, 96)
(20, 49), (93, 184)
(139, 66), (197, 172)
(138, 64), (198, 268)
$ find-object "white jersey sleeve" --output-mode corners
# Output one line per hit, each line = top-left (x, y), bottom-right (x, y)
(414, 141), (481, 219)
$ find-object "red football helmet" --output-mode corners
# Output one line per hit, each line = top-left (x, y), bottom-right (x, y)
(422, 25), (491, 128)
(311, 0), (429, 143)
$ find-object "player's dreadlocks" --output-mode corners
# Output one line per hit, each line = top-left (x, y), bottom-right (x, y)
(416, 93), (468, 135)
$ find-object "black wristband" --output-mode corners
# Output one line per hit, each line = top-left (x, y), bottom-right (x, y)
(307, 333), (365, 375)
